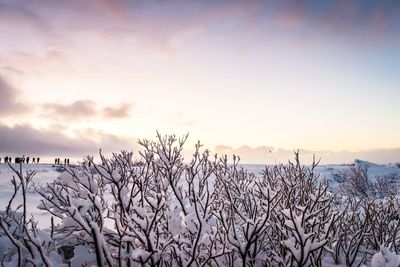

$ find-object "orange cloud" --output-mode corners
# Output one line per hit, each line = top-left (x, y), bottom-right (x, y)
(103, 103), (132, 119)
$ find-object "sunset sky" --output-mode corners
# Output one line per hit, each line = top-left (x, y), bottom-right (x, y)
(0, 0), (399, 163)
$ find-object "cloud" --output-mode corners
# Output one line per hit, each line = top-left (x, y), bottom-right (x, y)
(41, 100), (133, 121)
(53, 2), (400, 40)
(4, 50), (76, 78)
(214, 144), (276, 164)
(0, 123), (137, 157)
(0, 1), (50, 32)
(42, 100), (97, 120)
(318, 149), (400, 165)
(213, 144), (400, 165)
(0, 75), (30, 116)
(0, 71), (133, 123)
(103, 103), (131, 119)
(0, 73), (133, 124)
(0, 122), (398, 165)
(271, 1), (400, 41)
(1, 66), (25, 76)
(178, 121), (194, 127)
(1, 1), (399, 61)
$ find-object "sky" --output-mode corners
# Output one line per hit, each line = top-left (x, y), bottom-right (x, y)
(0, 0), (399, 164)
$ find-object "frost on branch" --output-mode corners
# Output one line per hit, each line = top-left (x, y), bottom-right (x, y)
(1, 134), (400, 266)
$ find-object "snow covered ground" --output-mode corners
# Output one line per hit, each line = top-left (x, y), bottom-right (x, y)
(1, 153), (400, 266)
(0, 163), (59, 228)
(1, 160), (399, 229)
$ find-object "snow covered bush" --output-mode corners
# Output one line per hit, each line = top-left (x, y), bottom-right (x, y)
(374, 174), (400, 198)
(337, 166), (400, 199)
(258, 155), (338, 266)
(0, 164), (63, 266)
(0, 133), (400, 266)
(337, 166), (374, 199)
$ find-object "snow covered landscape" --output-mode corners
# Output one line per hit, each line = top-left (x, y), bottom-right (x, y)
(0, 135), (400, 266)
(1, 1), (400, 266)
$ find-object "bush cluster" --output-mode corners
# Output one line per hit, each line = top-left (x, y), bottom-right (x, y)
(0, 134), (399, 266)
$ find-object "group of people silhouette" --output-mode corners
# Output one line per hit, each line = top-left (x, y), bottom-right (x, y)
(54, 158), (70, 165)
(0, 156), (40, 164)
(0, 156), (72, 165)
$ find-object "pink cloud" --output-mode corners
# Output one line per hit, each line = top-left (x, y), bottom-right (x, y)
(2, 1), (398, 55)
(273, 8), (305, 29)
(0, 75), (31, 117)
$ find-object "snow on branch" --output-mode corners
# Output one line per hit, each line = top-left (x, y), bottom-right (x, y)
(0, 135), (399, 266)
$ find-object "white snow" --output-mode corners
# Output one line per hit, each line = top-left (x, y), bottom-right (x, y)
(1, 159), (400, 266)
(1, 160), (400, 228)
(371, 245), (400, 267)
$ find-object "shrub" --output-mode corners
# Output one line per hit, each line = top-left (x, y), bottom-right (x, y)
(0, 134), (399, 266)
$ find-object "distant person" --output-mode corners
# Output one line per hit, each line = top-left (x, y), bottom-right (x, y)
(32, 158), (36, 164)
(37, 157), (40, 164)
(26, 157), (30, 164)
(67, 158), (70, 165)
(64, 158), (67, 165)
(9, 157), (12, 163)
(57, 158), (60, 165)
(5, 156), (8, 163)
(55, 158), (57, 165)
(88, 161), (92, 168)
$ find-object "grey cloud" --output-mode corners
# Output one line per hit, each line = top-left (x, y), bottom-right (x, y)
(42, 100), (97, 120)
(0, 123), (138, 157)
(42, 100), (133, 121)
(0, 1), (51, 33)
(0, 75), (30, 116)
